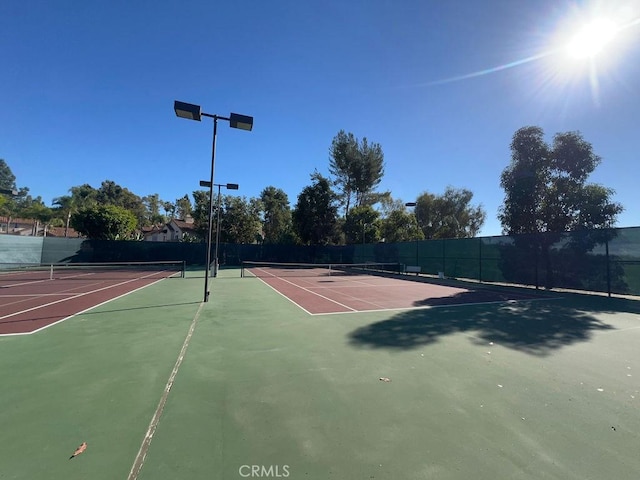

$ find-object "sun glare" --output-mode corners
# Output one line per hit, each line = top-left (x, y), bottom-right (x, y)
(566, 18), (618, 59)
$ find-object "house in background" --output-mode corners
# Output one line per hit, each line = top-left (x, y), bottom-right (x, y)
(46, 226), (83, 238)
(0, 216), (43, 236)
(144, 216), (201, 242)
(1, 216), (84, 237)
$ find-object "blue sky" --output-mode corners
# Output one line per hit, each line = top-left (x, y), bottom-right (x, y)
(2, 0), (639, 236)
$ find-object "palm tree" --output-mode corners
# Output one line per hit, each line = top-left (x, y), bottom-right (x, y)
(52, 195), (75, 237)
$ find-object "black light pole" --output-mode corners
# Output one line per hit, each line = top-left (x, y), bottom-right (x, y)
(361, 222), (368, 263)
(406, 202), (418, 266)
(213, 183), (239, 277)
(175, 100), (253, 302)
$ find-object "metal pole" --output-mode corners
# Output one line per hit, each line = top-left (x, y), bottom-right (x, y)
(606, 237), (611, 298)
(362, 222), (366, 262)
(203, 117), (218, 302)
(214, 184), (222, 277)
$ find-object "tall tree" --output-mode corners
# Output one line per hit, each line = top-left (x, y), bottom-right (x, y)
(260, 186), (293, 244)
(52, 195), (75, 237)
(415, 187), (485, 239)
(142, 194), (166, 225)
(499, 126), (622, 234)
(498, 126), (623, 288)
(69, 184), (98, 209)
(191, 190), (210, 236)
(292, 172), (339, 245)
(96, 180), (146, 225)
(381, 209), (424, 243)
(0, 159), (19, 230)
(52, 185), (99, 237)
(220, 195), (262, 244)
(329, 130), (385, 214)
(343, 205), (381, 244)
(0, 159), (17, 192)
(70, 204), (138, 240)
(163, 201), (176, 219)
(175, 195), (193, 220)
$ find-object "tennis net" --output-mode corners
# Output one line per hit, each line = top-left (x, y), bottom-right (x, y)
(241, 261), (404, 278)
(0, 261), (186, 281)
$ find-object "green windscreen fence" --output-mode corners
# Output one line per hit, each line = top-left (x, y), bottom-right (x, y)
(40, 237), (205, 264)
(0, 235), (43, 264)
(3, 226), (639, 296)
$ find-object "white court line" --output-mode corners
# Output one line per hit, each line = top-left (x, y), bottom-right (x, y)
(127, 302), (204, 480)
(0, 278), (167, 337)
(1, 277), (53, 288)
(308, 295), (563, 315)
(0, 272), (172, 336)
(249, 268), (562, 315)
(254, 277), (314, 315)
(599, 325), (640, 335)
(0, 293), (78, 297)
(316, 285), (388, 310)
(254, 268), (357, 313)
(0, 271), (98, 288)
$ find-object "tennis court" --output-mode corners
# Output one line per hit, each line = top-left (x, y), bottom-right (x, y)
(1, 266), (639, 480)
(242, 261), (547, 314)
(0, 262), (184, 335)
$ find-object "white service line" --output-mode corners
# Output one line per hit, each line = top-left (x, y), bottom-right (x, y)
(126, 301), (204, 480)
(254, 276), (314, 315)
(0, 271), (168, 322)
(0, 277), (167, 337)
(0, 293), (78, 297)
(265, 274), (358, 312)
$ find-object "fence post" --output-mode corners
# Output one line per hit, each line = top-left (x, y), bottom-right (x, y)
(442, 240), (446, 277)
(534, 241), (539, 290)
(478, 237), (482, 283)
(606, 237), (611, 298)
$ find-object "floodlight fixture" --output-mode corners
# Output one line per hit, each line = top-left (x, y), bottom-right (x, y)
(229, 113), (253, 131)
(174, 101), (202, 121)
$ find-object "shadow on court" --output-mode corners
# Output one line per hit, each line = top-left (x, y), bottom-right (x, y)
(348, 293), (640, 356)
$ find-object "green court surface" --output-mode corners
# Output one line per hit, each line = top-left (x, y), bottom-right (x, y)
(1, 268), (640, 480)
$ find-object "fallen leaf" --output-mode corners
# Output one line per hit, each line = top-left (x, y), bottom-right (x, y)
(69, 442), (87, 459)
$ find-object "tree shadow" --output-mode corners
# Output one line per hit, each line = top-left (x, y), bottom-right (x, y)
(348, 293), (640, 356)
(411, 288), (541, 307)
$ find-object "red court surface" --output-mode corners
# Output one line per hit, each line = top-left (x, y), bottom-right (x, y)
(247, 270), (544, 314)
(0, 268), (177, 336)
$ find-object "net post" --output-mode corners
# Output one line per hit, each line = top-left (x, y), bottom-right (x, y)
(49, 264), (53, 280)
(182, 261), (186, 278)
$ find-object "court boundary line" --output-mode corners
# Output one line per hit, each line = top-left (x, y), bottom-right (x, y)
(307, 296), (563, 315)
(0, 273), (170, 337)
(127, 301), (204, 480)
(254, 276), (314, 315)
(257, 275), (358, 313)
